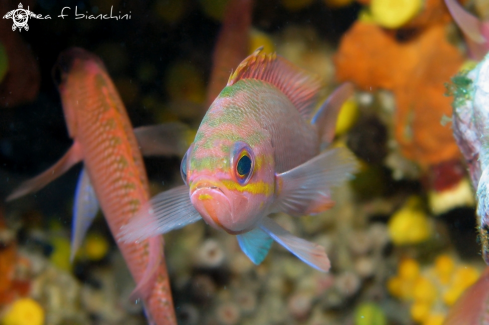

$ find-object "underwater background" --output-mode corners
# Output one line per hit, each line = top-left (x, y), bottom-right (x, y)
(0, 0), (487, 324)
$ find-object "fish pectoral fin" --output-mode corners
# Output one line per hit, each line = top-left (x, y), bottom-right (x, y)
(7, 141), (84, 201)
(274, 147), (357, 216)
(237, 227), (273, 265)
(134, 123), (191, 157)
(311, 83), (354, 145)
(118, 185), (201, 243)
(259, 216), (330, 272)
(445, 0), (486, 44)
(129, 237), (162, 302)
(70, 168), (99, 262)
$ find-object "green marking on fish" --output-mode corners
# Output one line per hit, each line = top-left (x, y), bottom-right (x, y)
(219, 84), (240, 98)
(117, 156), (129, 170)
(190, 156), (228, 171)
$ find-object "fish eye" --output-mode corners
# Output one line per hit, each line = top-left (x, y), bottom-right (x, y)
(232, 142), (254, 185)
(237, 154), (252, 177)
(180, 148), (189, 185)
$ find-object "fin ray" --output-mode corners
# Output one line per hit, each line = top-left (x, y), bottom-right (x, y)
(311, 82), (354, 145)
(445, 0), (486, 43)
(118, 185), (201, 242)
(228, 48), (322, 119)
(7, 142), (83, 201)
(134, 123), (191, 157)
(259, 216), (330, 272)
(275, 147), (357, 216)
(71, 168), (99, 262)
(237, 227), (273, 265)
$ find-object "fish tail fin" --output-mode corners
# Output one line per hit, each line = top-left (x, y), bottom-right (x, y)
(129, 236), (162, 302)
(6, 142), (83, 202)
(275, 147), (357, 216)
(311, 82), (354, 146)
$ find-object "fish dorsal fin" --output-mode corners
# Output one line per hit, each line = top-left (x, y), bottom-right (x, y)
(227, 48), (322, 119)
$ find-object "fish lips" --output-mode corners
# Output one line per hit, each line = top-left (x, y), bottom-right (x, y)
(190, 182), (249, 234)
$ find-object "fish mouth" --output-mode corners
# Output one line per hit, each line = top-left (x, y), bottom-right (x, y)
(190, 181), (238, 234)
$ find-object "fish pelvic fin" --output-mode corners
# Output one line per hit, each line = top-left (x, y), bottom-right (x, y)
(7, 141), (83, 201)
(259, 216), (330, 272)
(71, 168), (99, 262)
(274, 147), (357, 217)
(237, 227), (273, 265)
(227, 48), (322, 120)
(118, 185), (202, 243)
(311, 82), (354, 146)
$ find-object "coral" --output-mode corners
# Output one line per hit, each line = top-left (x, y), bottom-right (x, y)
(249, 29), (275, 55)
(335, 18), (464, 169)
(48, 237), (72, 273)
(82, 233), (109, 262)
(334, 271), (361, 298)
(335, 97), (360, 136)
(388, 254), (482, 324)
(370, 0), (422, 29)
(354, 302), (386, 325)
(428, 177), (475, 215)
(287, 291), (313, 319)
(1, 298), (44, 325)
(193, 239), (225, 268)
(388, 197), (431, 245)
(214, 301), (240, 325)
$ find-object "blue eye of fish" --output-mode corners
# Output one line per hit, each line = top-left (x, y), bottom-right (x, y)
(237, 154), (252, 177)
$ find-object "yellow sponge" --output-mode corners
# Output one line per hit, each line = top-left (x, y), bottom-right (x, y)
(370, 0), (422, 29)
(2, 298), (44, 325)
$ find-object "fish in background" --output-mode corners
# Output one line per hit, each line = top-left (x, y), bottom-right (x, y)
(443, 266), (489, 325)
(445, 0), (489, 60)
(120, 49), (357, 272)
(449, 52), (489, 265)
(205, 0), (253, 109)
(6, 48), (189, 325)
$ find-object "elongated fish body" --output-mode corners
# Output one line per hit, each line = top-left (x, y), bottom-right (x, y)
(450, 53), (489, 265)
(444, 267), (489, 325)
(121, 49), (357, 272)
(8, 48), (176, 324)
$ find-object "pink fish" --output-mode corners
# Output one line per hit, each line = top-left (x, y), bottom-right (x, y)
(444, 267), (489, 325)
(120, 49), (357, 272)
(6, 48), (183, 324)
(445, 0), (489, 60)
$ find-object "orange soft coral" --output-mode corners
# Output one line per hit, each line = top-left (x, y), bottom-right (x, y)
(335, 20), (464, 168)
